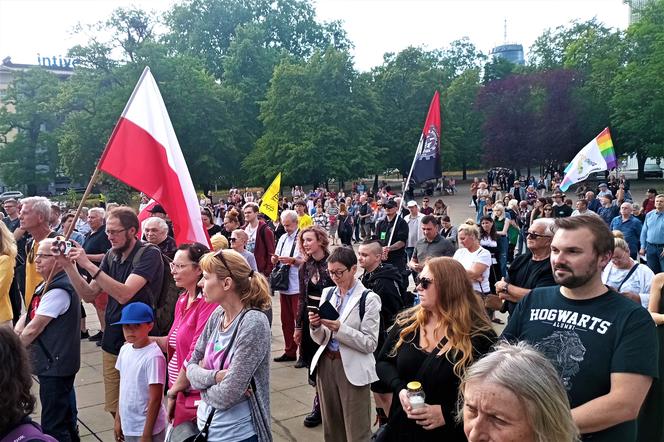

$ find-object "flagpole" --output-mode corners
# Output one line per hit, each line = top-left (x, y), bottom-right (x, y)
(43, 67), (153, 293)
(385, 134), (423, 248)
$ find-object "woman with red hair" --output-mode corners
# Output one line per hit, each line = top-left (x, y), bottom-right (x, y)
(376, 257), (497, 441)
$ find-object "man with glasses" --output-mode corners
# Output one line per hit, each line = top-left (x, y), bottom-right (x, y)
(14, 238), (81, 442)
(19, 196), (56, 307)
(271, 210), (304, 362)
(495, 218), (556, 315)
(57, 206), (163, 419)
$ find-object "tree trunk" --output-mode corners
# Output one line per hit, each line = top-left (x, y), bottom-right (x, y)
(527, 166), (531, 178)
(462, 163), (468, 181)
(637, 152), (647, 181)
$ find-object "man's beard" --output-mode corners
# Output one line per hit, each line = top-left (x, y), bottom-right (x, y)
(553, 264), (596, 289)
(113, 233), (134, 255)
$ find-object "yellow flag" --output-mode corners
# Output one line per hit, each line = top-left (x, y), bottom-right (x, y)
(259, 173), (281, 222)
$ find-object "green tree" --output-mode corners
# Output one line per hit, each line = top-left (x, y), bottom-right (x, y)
(441, 69), (483, 179)
(611, 0), (664, 178)
(370, 47), (450, 175)
(244, 48), (378, 186)
(164, 0), (349, 79)
(0, 69), (63, 194)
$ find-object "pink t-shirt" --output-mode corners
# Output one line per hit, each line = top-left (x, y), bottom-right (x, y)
(167, 291), (219, 386)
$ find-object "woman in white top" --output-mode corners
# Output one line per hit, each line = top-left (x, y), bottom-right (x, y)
(453, 223), (492, 295)
(602, 237), (654, 308)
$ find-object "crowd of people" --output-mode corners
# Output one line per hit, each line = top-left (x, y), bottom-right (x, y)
(0, 173), (663, 442)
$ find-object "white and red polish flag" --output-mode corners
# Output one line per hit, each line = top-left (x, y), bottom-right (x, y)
(99, 67), (209, 247)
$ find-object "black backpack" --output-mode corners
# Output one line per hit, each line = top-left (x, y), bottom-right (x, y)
(104, 242), (178, 335)
(324, 288), (371, 320)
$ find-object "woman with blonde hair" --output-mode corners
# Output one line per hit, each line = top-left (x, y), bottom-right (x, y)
(376, 257), (496, 441)
(459, 341), (580, 442)
(186, 249), (272, 441)
(0, 221), (17, 327)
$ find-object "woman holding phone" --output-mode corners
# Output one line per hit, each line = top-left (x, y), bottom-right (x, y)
(308, 247), (382, 442)
(293, 226), (334, 428)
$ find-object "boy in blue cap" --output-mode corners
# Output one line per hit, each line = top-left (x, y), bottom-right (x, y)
(112, 302), (167, 442)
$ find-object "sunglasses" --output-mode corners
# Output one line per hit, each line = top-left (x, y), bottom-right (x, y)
(527, 232), (551, 240)
(417, 276), (433, 289)
(214, 249), (235, 279)
(229, 238), (237, 242)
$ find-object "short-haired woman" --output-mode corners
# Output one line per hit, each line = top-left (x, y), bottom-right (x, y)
(151, 243), (218, 428)
(376, 257), (496, 441)
(308, 246), (381, 441)
(186, 250), (272, 441)
(459, 341), (579, 442)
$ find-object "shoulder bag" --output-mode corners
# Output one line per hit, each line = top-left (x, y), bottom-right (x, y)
(269, 233), (297, 291)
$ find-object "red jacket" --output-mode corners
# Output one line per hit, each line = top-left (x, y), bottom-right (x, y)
(253, 221), (276, 277)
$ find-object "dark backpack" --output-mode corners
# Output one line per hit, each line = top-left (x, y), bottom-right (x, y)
(104, 242), (178, 335)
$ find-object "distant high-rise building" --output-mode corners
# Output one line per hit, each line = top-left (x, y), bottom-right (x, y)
(490, 19), (525, 65)
(490, 44), (525, 65)
(624, 0), (655, 23)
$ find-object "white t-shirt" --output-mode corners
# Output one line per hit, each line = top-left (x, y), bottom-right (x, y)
(115, 342), (167, 437)
(35, 288), (71, 318)
(453, 247), (492, 293)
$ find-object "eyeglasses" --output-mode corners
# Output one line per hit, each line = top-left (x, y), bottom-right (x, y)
(215, 249), (235, 279)
(417, 276), (433, 289)
(170, 262), (195, 272)
(527, 232), (551, 240)
(105, 228), (127, 236)
(35, 253), (55, 259)
(328, 268), (349, 278)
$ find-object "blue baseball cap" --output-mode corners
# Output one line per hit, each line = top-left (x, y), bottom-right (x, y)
(112, 302), (154, 325)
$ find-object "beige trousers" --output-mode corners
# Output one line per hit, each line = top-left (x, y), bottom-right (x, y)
(317, 354), (372, 442)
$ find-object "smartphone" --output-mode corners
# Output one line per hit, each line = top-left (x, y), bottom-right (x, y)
(307, 306), (319, 314)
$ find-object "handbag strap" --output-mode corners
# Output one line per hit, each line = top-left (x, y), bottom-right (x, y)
(278, 230), (299, 257)
(199, 308), (255, 436)
(618, 263), (640, 292)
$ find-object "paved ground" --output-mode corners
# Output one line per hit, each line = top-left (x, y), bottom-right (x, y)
(33, 177), (661, 441)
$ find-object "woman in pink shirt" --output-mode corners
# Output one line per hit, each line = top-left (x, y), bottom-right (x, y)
(152, 242), (218, 427)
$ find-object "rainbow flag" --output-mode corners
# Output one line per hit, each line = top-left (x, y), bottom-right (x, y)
(597, 127), (617, 169)
(560, 128), (617, 192)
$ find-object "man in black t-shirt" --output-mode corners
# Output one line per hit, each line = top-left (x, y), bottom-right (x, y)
(552, 192), (573, 218)
(496, 218), (556, 315)
(502, 215), (657, 441)
(58, 207), (163, 418)
(375, 199), (409, 292)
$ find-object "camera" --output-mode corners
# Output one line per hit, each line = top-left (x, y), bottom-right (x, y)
(53, 238), (73, 255)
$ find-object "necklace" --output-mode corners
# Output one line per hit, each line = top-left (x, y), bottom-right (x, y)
(222, 309), (243, 330)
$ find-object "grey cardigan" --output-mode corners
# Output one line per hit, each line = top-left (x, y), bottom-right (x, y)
(186, 308), (272, 442)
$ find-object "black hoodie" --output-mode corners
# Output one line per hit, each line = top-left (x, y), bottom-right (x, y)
(361, 263), (406, 353)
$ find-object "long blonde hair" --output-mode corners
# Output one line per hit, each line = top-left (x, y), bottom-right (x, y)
(391, 257), (494, 377)
(199, 249), (271, 311)
(0, 222), (16, 258)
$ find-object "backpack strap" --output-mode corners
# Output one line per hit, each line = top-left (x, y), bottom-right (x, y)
(359, 289), (371, 321)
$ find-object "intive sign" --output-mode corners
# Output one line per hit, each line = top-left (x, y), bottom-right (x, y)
(37, 54), (79, 69)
